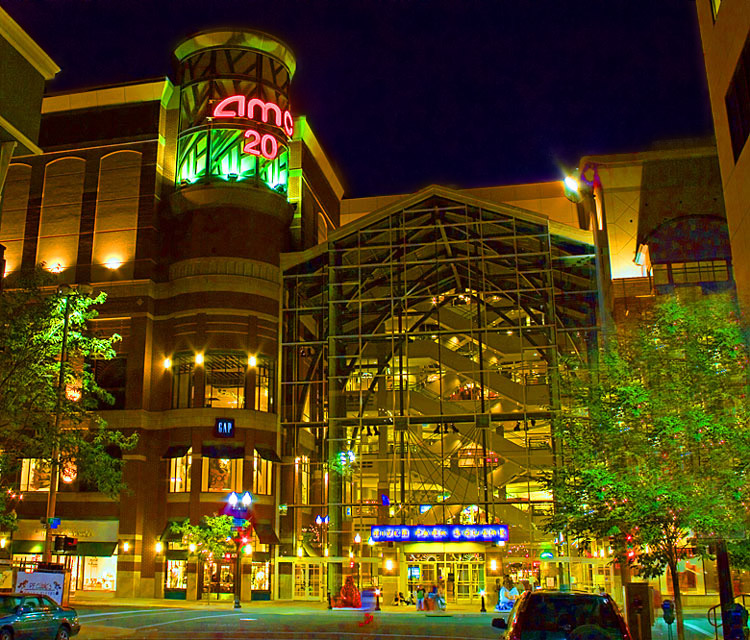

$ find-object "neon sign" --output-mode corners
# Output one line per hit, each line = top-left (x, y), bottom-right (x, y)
(370, 524), (509, 543)
(211, 95), (293, 161)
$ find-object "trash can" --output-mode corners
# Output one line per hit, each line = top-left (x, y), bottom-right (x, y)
(361, 587), (376, 611)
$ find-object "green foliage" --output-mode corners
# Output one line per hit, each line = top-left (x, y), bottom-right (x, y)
(171, 515), (236, 559)
(545, 292), (750, 578)
(0, 270), (137, 522)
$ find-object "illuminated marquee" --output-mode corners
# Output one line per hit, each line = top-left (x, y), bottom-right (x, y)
(370, 524), (509, 543)
(211, 95), (293, 161)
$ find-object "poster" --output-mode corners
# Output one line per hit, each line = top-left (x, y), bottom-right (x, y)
(15, 571), (65, 604)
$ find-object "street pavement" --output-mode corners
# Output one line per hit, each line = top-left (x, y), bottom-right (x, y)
(67, 596), (721, 640)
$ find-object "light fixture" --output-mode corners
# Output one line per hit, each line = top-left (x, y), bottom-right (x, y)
(228, 492), (239, 508)
(155, 541), (163, 554)
(189, 543), (197, 553)
(315, 515), (323, 526)
(243, 544), (253, 555)
(349, 550), (354, 559)
(49, 263), (64, 274)
(490, 559), (497, 571)
(241, 492), (253, 508)
(324, 547), (329, 557)
(497, 541), (506, 547)
(385, 559), (394, 571)
(297, 546), (304, 557)
(248, 355), (257, 368)
(563, 175), (583, 203)
(367, 537), (375, 546)
(354, 533), (361, 544)
(0, 539), (6, 549)
(122, 541), (130, 553)
(195, 353), (204, 365)
(104, 258), (123, 270)
(163, 357), (172, 369)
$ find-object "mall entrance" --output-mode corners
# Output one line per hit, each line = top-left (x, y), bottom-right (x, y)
(406, 553), (483, 603)
(293, 562), (323, 600)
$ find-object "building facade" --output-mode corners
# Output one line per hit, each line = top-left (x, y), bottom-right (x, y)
(0, 21), (737, 606)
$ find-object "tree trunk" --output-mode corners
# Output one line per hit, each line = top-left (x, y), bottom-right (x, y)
(668, 557), (685, 640)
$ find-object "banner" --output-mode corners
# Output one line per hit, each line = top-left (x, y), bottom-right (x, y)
(15, 571), (65, 604)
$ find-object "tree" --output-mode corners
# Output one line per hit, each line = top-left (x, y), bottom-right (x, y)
(544, 292), (750, 640)
(0, 271), (137, 529)
(171, 515), (237, 601)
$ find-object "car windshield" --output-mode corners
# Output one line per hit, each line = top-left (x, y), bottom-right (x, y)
(520, 594), (624, 640)
(0, 596), (21, 613)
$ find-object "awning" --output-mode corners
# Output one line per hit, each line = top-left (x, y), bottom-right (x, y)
(162, 445), (190, 459)
(253, 522), (280, 546)
(76, 542), (117, 557)
(12, 541), (43, 554)
(202, 445), (244, 459)
(254, 446), (281, 463)
(11, 541), (116, 556)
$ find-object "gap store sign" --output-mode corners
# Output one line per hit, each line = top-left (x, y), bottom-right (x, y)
(371, 525), (509, 543)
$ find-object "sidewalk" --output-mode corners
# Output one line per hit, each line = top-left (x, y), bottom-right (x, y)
(69, 592), (495, 615)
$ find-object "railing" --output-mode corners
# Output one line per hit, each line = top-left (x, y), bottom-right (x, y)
(707, 593), (750, 640)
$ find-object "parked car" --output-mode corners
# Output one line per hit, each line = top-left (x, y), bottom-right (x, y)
(492, 590), (633, 640)
(0, 594), (80, 640)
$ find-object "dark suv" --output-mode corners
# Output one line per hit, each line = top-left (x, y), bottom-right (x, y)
(492, 590), (633, 640)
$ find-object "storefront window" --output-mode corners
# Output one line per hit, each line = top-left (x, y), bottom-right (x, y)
(205, 353), (246, 409)
(202, 458), (242, 492)
(19, 459), (50, 492)
(253, 451), (272, 495)
(80, 556), (117, 591)
(251, 561), (270, 591)
(169, 449), (192, 493)
(297, 456), (309, 505)
(166, 560), (187, 590)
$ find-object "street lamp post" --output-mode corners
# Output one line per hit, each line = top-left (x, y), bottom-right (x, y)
(227, 491), (253, 609)
(43, 284), (91, 563)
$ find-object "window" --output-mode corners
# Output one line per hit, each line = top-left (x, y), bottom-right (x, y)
(297, 455), (310, 505)
(205, 353), (246, 409)
(93, 357), (127, 409)
(169, 448), (192, 493)
(726, 35), (750, 162)
(172, 354), (195, 408)
(166, 559), (187, 590)
(202, 458), (242, 492)
(662, 260), (730, 285)
(254, 359), (275, 413)
(253, 451), (272, 495)
(20, 459), (49, 492)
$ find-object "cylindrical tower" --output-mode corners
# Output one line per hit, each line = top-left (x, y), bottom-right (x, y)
(167, 28), (296, 263)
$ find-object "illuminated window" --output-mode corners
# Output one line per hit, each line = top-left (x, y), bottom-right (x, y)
(254, 359), (275, 413)
(202, 457), (242, 492)
(253, 451), (272, 495)
(169, 448), (192, 493)
(20, 459), (50, 492)
(165, 559), (187, 590)
(205, 352), (246, 409)
(726, 34), (750, 162)
(171, 354), (195, 409)
(299, 455), (310, 505)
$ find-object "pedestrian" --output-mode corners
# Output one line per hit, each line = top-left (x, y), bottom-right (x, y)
(416, 585), (425, 611)
(496, 576), (519, 611)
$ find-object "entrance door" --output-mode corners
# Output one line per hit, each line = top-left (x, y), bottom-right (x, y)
(201, 558), (235, 600)
(294, 563), (322, 600)
(454, 562), (480, 602)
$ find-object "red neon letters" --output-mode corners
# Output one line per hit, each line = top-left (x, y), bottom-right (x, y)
(212, 95), (293, 161)
(243, 129), (279, 160)
(212, 95), (294, 137)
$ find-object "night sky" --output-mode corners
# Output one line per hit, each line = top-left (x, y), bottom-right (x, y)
(4, 0), (714, 199)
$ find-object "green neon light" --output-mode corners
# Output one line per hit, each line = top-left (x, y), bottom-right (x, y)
(177, 128), (288, 194)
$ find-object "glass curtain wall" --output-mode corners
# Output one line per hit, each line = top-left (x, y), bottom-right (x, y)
(281, 194), (599, 596)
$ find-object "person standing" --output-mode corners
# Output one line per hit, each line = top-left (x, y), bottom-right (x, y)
(416, 585), (425, 611)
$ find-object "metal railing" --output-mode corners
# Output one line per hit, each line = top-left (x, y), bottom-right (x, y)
(707, 593), (750, 640)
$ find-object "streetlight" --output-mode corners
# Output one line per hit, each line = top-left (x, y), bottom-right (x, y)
(226, 491), (253, 609)
(43, 283), (93, 563)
